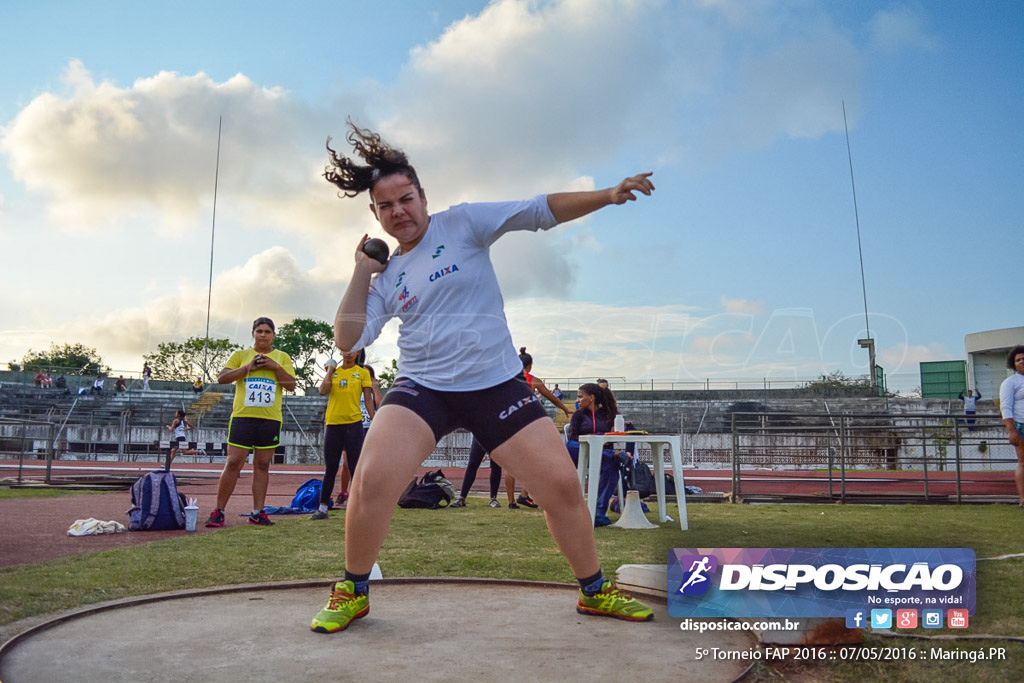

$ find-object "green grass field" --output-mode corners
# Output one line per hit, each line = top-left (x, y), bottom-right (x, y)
(1, 489), (1022, 681)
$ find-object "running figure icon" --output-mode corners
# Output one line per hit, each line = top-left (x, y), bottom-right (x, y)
(679, 556), (712, 593)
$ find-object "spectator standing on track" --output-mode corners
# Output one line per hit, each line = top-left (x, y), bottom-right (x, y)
(205, 317), (296, 528)
(311, 352), (374, 520)
(957, 388), (981, 431)
(337, 361), (383, 507)
(999, 345), (1024, 508)
(449, 437), (507, 509)
(507, 347), (572, 509)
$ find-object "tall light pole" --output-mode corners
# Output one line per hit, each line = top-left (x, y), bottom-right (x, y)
(843, 101), (876, 390)
(202, 116), (222, 381)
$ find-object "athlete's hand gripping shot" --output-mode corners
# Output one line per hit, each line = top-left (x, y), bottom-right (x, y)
(311, 121), (656, 634)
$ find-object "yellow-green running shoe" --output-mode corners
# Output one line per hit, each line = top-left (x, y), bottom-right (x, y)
(576, 581), (654, 622)
(310, 580), (369, 633)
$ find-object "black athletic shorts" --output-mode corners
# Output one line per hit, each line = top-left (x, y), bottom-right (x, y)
(380, 374), (548, 453)
(227, 416), (281, 450)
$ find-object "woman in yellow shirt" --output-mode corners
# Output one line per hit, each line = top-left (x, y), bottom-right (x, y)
(310, 351), (375, 520)
(205, 317), (296, 527)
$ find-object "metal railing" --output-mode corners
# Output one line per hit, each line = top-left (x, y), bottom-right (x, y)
(725, 412), (1017, 503)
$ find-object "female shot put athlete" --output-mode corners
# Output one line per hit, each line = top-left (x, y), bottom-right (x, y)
(311, 122), (656, 633)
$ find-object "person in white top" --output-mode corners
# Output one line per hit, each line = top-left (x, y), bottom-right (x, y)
(310, 121), (656, 634)
(998, 344), (1024, 507)
(166, 409), (206, 466)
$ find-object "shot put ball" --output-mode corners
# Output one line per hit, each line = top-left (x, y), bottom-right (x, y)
(362, 238), (390, 264)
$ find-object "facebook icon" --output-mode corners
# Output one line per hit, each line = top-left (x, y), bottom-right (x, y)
(845, 609), (866, 629)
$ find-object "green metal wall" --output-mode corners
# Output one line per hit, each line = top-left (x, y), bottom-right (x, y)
(919, 360), (966, 399)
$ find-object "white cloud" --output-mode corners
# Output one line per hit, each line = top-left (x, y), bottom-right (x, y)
(1, 0), (914, 377)
(878, 342), (951, 373)
(12, 247), (345, 372)
(1, 60), (358, 240)
(389, 0), (864, 183)
(721, 296), (763, 315)
(868, 5), (939, 54)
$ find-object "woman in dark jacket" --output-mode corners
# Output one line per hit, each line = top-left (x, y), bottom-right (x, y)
(566, 383), (621, 526)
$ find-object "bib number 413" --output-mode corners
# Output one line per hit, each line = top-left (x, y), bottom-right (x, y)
(244, 378), (276, 408)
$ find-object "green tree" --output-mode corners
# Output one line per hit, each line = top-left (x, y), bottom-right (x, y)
(802, 370), (870, 390)
(273, 318), (335, 391)
(802, 370), (893, 397)
(376, 358), (398, 391)
(143, 337), (241, 382)
(22, 343), (107, 376)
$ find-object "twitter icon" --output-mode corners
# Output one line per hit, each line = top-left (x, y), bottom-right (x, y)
(870, 609), (893, 629)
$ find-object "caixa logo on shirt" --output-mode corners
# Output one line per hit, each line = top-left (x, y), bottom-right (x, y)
(429, 263), (460, 282)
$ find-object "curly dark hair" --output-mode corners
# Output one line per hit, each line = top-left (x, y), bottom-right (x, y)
(324, 119), (422, 198)
(1007, 345), (1024, 370)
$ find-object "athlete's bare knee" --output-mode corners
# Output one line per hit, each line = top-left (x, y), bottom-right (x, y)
(223, 454), (248, 473)
(351, 463), (399, 500)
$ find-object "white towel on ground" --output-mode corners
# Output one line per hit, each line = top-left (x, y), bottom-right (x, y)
(67, 518), (127, 536)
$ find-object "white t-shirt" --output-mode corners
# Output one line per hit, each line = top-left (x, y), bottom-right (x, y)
(355, 196), (557, 391)
(999, 373), (1024, 422)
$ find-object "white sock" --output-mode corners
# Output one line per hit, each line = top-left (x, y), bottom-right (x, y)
(252, 510), (261, 516)
(319, 504), (329, 512)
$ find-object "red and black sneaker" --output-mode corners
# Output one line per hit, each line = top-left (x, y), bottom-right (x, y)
(517, 495), (539, 509)
(248, 511), (275, 526)
(205, 508), (225, 528)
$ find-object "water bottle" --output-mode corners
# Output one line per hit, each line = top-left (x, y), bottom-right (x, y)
(613, 415), (625, 432)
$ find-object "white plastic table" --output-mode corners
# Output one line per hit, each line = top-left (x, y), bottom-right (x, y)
(577, 434), (688, 530)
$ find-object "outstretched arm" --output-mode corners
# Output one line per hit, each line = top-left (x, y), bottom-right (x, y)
(533, 377), (571, 416)
(546, 172), (654, 224)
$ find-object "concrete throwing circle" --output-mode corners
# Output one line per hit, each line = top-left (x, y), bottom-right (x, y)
(0, 579), (753, 682)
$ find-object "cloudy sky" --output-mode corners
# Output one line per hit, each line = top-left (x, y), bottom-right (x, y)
(1, 1), (1020, 393)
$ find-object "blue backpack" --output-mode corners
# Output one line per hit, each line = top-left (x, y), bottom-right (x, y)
(290, 478), (323, 512)
(127, 471), (186, 531)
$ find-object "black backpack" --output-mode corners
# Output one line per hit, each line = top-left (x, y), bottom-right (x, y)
(397, 469), (455, 509)
(629, 461), (657, 499)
